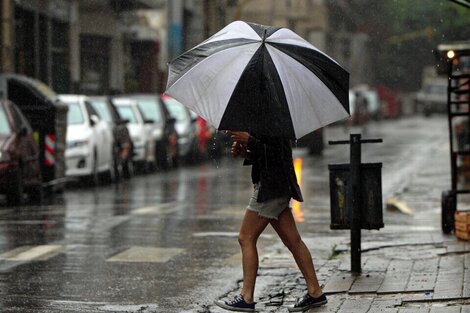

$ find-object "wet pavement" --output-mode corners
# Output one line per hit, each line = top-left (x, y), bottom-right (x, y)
(0, 116), (464, 312)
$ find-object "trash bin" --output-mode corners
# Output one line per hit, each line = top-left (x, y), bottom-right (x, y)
(0, 74), (68, 193)
(329, 162), (383, 230)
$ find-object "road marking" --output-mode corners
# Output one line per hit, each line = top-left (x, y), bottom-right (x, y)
(193, 232), (273, 239)
(99, 304), (159, 312)
(214, 205), (247, 216)
(0, 245), (64, 261)
(132, 202), (179, 215)
(107, 247), (184, 263)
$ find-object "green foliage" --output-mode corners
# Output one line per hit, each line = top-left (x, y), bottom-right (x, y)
(352, 0), (470, 90)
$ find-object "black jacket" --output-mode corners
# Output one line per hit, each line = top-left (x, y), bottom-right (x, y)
(243, 135), (303, 203)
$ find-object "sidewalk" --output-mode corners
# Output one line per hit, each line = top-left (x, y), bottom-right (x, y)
(208, 119), (470, 313)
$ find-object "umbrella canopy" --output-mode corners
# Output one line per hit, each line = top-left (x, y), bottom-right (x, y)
(165, 21), (350, 139)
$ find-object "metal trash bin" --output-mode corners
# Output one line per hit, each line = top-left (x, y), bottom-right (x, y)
(329, 162), (383, 230)
(0, 74), (68, 193)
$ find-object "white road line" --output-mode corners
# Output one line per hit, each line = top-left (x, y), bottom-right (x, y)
(0, 245), (64, 261)
(107, 247), (185, 263)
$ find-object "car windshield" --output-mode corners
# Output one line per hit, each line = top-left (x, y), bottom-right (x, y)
(90, 100), (112, 123)
(136, 99), (162, 122)
(164, 98), (188, 122)
(67, 103), (85, 125)
(427, 84), (446, 94)
(0, 106), (11, 135)
(116, 106), (138, 123)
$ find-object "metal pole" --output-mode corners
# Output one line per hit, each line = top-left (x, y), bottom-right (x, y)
(34, 1), (40, 79)
(350, 133), (362, 274)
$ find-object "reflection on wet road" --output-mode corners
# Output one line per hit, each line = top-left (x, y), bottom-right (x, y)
(0, 117), (449, 312)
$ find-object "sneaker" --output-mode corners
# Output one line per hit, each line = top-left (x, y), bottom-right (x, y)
(288, 293), (327, 312)
(214, 294), (256, 312)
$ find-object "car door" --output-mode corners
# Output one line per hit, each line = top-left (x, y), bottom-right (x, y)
(85, 101), (110, 170)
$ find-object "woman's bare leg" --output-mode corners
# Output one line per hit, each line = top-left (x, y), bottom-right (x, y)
(238, 209), (270, 303)
(270, 208), (323, 297)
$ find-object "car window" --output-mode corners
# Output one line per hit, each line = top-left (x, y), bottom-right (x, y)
(11, 105), (31, 131)
(116, 105), (138, 123)
(67, 103), (85, 125)
(0, 106), (11, 134)
(164, 98), (188, 122)
(90, 99), (112, 123)
(136, 99), (162, 122)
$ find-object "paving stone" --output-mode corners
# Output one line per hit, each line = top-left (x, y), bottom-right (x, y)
(363, 256), (390, 272)
(464, 269), (470, 297)
(462, 305), (470, 313)
(433, 255), (464, 300)
(337, 298), (373, 313)
(429, 307), (461, 313)
(398, 308), (429, 313)
(349, 272), (384, 294)
(406, 272), (437, 292)
(323, 272), (356, 294)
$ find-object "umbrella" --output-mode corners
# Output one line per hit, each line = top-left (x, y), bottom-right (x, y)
(165, 20), (350, 139)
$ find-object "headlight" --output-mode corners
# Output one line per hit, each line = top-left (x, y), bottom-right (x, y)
(0, 151), (10, 162)
(152, 128), (163, 139)
(67, 139), (90, 149)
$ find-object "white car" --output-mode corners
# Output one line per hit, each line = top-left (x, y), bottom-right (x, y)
(59, 95), (114, 185)
(111, 98), (154, 172)
(160, 95), (198, 162)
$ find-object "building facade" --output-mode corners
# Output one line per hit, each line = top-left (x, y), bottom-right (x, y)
(0, 0), (166, 95)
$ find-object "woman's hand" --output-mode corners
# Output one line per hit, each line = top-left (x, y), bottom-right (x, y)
(230, 131), (250, 144)
(231, 141), (247, 159)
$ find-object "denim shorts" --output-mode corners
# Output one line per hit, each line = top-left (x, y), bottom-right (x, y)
(247, 184), (291, 220)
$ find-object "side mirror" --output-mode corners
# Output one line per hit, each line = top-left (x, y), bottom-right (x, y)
(90, 115), (100, 126)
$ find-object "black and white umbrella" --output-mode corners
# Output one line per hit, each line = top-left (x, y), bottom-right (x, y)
(165, 21), (350, 139)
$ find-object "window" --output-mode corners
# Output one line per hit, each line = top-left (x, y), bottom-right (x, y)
(116, 106), (137, 123)
(163, 98), (188, 122)
(67, 103), (85, 125)
(90, 100), (112, 123)
(0, 106), (11, 135)
(136, 98), (162, 122)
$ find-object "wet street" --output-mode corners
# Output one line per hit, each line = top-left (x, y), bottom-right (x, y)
(0, 116), (451, 312)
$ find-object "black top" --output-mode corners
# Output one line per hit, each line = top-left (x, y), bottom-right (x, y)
(243, 135), (303, 203)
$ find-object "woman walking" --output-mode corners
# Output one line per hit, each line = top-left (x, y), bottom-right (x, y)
(215, 131), (327, 312)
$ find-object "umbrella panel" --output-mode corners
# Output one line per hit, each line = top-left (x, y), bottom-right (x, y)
(219, 45), (296, 139)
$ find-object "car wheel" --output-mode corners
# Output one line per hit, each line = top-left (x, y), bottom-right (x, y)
(156, 142), (169, 171)
(28, 184), (44, 204)
(88, 150), (100, 186)
(6, 167), (24, 205)
(114, 154), (124, 182)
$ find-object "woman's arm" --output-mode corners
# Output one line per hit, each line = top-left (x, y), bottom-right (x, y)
(230, 131), (282, 161)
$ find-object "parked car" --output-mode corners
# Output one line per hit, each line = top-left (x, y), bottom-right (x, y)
(121, 94), (178, 170)
(0, 100), (43, 204)
(415, 78), (447, 116)
(160, 95), (198, 163)
(88, 96), (134, 179)
(111, 97), (154, 173)
(58, 95), (114, 185)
